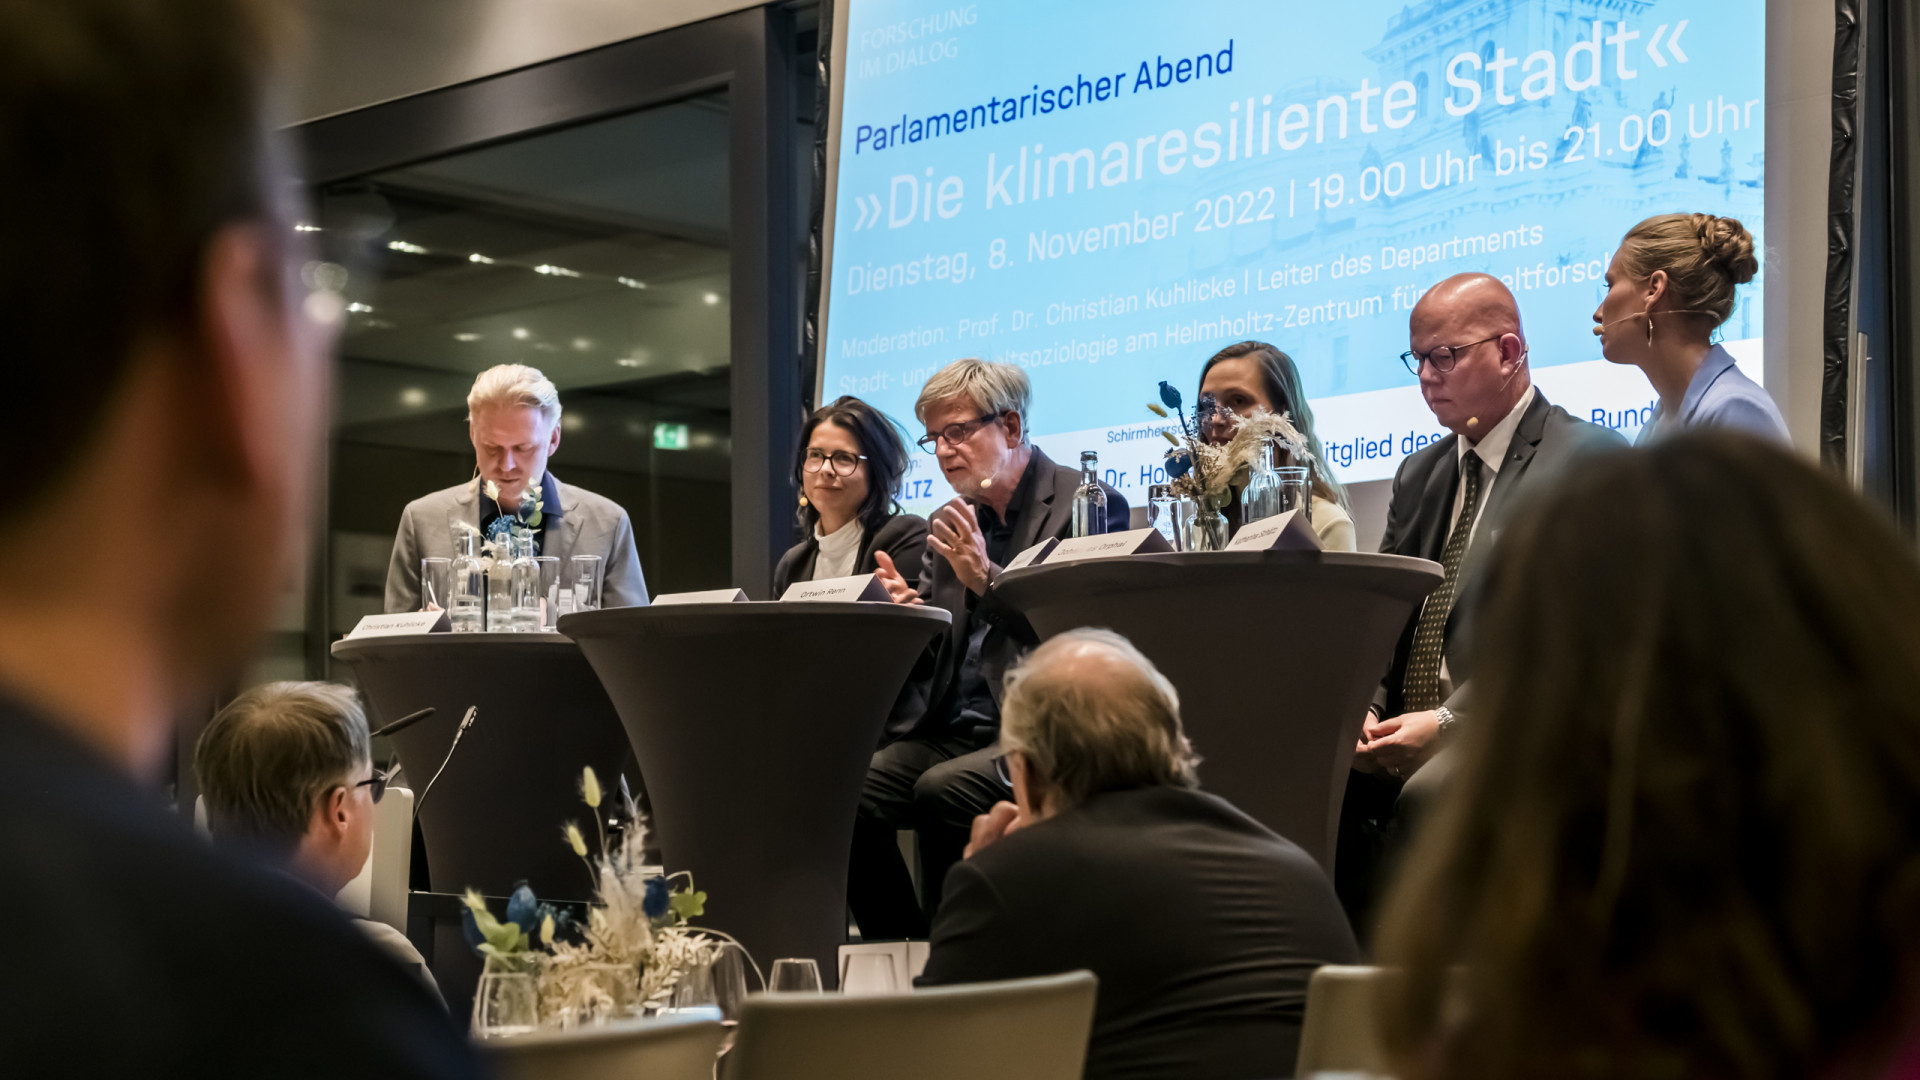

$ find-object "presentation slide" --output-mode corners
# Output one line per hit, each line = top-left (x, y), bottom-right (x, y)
(822, 0), (1766, 513)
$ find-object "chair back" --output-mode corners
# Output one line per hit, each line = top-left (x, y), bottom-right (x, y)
(725, 971), (1097, 1080)
(1294, 964), (1390, 1076)
(486, 1017), (725, 1080)
(334, 785), (414, 930)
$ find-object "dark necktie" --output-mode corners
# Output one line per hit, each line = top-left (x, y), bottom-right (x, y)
(1402, 452), (1484, 711)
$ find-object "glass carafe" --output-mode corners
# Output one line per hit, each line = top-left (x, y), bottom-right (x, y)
(1241, 437), (1284, 524)
(449, 527), (485, 633)
(508, 530), (542, 632)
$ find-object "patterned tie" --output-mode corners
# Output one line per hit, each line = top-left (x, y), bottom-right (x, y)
(1402, 452), (1484, 712)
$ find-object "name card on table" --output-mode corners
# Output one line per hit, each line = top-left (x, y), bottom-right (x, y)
(780, 573), (891, 603)
(1003, 537), (1061, 572)
(1223, 509), (1322, 552)
(1049, 526), (1175, 563)
(346, 610), (450, 638)
(652, 588), (750, 606)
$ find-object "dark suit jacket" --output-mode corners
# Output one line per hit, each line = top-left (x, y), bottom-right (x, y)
(905, 447), (1128, 743)
(0, 694), (485, 1078)
(1373, 389), (1625, 718)
(920, 786), (1360, 1080)
(771, 512), (928, 597)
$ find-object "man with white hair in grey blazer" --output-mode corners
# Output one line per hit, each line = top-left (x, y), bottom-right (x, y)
(383, 364), (649, 612)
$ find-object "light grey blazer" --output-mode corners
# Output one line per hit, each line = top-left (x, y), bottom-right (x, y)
(383, 475), (649, 613)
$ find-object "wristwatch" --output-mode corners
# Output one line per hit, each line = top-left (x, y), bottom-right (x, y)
(1434, 706), (1459, 738)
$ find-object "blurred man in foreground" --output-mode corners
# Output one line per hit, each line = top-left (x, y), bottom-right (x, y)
(0, 1), (481, 1073)
(920, 630), (1358, 1079)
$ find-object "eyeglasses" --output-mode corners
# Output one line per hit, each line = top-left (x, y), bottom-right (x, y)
(1400, 334), (1503, 376)
(991, 753), (1012, 788)
(916, 413), (1002, 454)
(352, 768), (390, 805)
(802, 448), (867, 477)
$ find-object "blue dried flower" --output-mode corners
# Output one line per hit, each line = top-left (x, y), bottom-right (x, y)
(1165, 449), (1194, 480)
(643, 876), (670, 920)
(459, 906), (485, 953)
(1158, 381), (1183, 411)
(506, 882), (539, 934)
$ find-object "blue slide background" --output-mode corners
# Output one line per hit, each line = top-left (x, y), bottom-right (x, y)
(823, 0), (1765, 505)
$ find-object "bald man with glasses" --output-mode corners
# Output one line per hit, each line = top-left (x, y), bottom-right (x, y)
(1336, 273), (1623, 932)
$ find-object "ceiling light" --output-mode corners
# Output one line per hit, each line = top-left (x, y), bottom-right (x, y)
(468, 253), (495, 264)
(346, 302), (374, 313)
(534, 342), (558, 352)
(293, 223), (322, 233)
(615, 357), (645, 368)
(453, 332), (481, 342)
(572, 338), (593, 351)
(562, 414), (586, 432)
(399, 387), (428, 407)
(617, 277), (647, 290)
(702, 292), (721, 306)
(512, 328), (529, 340)
(534, 264), (582, 278)
(387, 240), (428, 254)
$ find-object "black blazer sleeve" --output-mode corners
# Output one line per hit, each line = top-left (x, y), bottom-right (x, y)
(917, 859), (1025, 987)
(770, 537), (815, 598)
(863, 513), (928, 584)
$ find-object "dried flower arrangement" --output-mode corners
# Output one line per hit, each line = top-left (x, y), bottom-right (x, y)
(1148, 380), (1311, 506)
(461, 766), (742, 1031)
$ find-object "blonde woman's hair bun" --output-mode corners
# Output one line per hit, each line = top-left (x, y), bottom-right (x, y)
(1690, 213), (1759, 286)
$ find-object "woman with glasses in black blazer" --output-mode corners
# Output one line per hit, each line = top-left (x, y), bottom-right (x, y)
(773, 395), (928, 597)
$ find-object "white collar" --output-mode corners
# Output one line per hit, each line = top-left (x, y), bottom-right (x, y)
(815, 519), (864, 549)
(1456, 385), (1535, 475)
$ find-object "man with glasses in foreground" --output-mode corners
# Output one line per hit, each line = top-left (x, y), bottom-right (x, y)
(853, 358), (1128, 940)
(196, 683), (441, 1005)
(1336, 272), (1622, 931)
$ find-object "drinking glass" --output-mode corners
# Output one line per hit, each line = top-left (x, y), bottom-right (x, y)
(666, 959), (724, 1022)
(571, 555), (603, 612)
(709, 943), (751, 1022)
(1275, 466), (1311, 522)
(533, 557), (562, 628)
(768, 958), (821, 993)
(1146, 484), (1191, 551)
(420, 557), (452, 612)
(839, 952), (899, 997)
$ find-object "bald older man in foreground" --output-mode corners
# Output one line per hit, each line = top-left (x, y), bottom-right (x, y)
(920, 629), (1358, 1080)
(1336, 272), (1624, 930)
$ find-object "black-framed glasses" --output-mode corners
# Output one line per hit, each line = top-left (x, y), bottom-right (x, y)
(991, 753), (1012, 788)
(1400, 334), (1503, 376)
(802, 448), (867, 477)
(916, 413), (1001, 454)
(353, 768), (390, 805)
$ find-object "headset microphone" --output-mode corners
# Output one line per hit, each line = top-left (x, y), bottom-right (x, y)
(1468, 350), (1530, 429)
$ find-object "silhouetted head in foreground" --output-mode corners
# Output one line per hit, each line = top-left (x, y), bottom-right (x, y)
(1378, 432), (1920, 1080)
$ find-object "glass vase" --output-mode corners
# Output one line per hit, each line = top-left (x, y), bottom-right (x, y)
(471, 956), (539, 1039)
(1185, 495), (1231, 551)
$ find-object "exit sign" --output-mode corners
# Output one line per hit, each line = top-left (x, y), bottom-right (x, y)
(653, 422), (690, 450)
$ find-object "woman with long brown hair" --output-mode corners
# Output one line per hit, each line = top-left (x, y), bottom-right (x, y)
(1377, 433), (1920, 1080)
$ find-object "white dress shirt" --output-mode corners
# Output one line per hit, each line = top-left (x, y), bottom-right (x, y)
(811, 520), (865, 580)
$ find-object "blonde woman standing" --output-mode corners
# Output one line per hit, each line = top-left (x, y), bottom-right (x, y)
(1592, 213), (1788, 443)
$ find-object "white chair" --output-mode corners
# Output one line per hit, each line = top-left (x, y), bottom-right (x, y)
(486, 1017), (725, 1080)
(1294, 964), (1391, 1078)
(724, 970), (1097, 1080)
(336, 784), (414, 930)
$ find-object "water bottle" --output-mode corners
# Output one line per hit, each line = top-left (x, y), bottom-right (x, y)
(1071, 451), (1107, 537)
(1242, 437), (1283, 524)
(449, 529), (485, 633)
